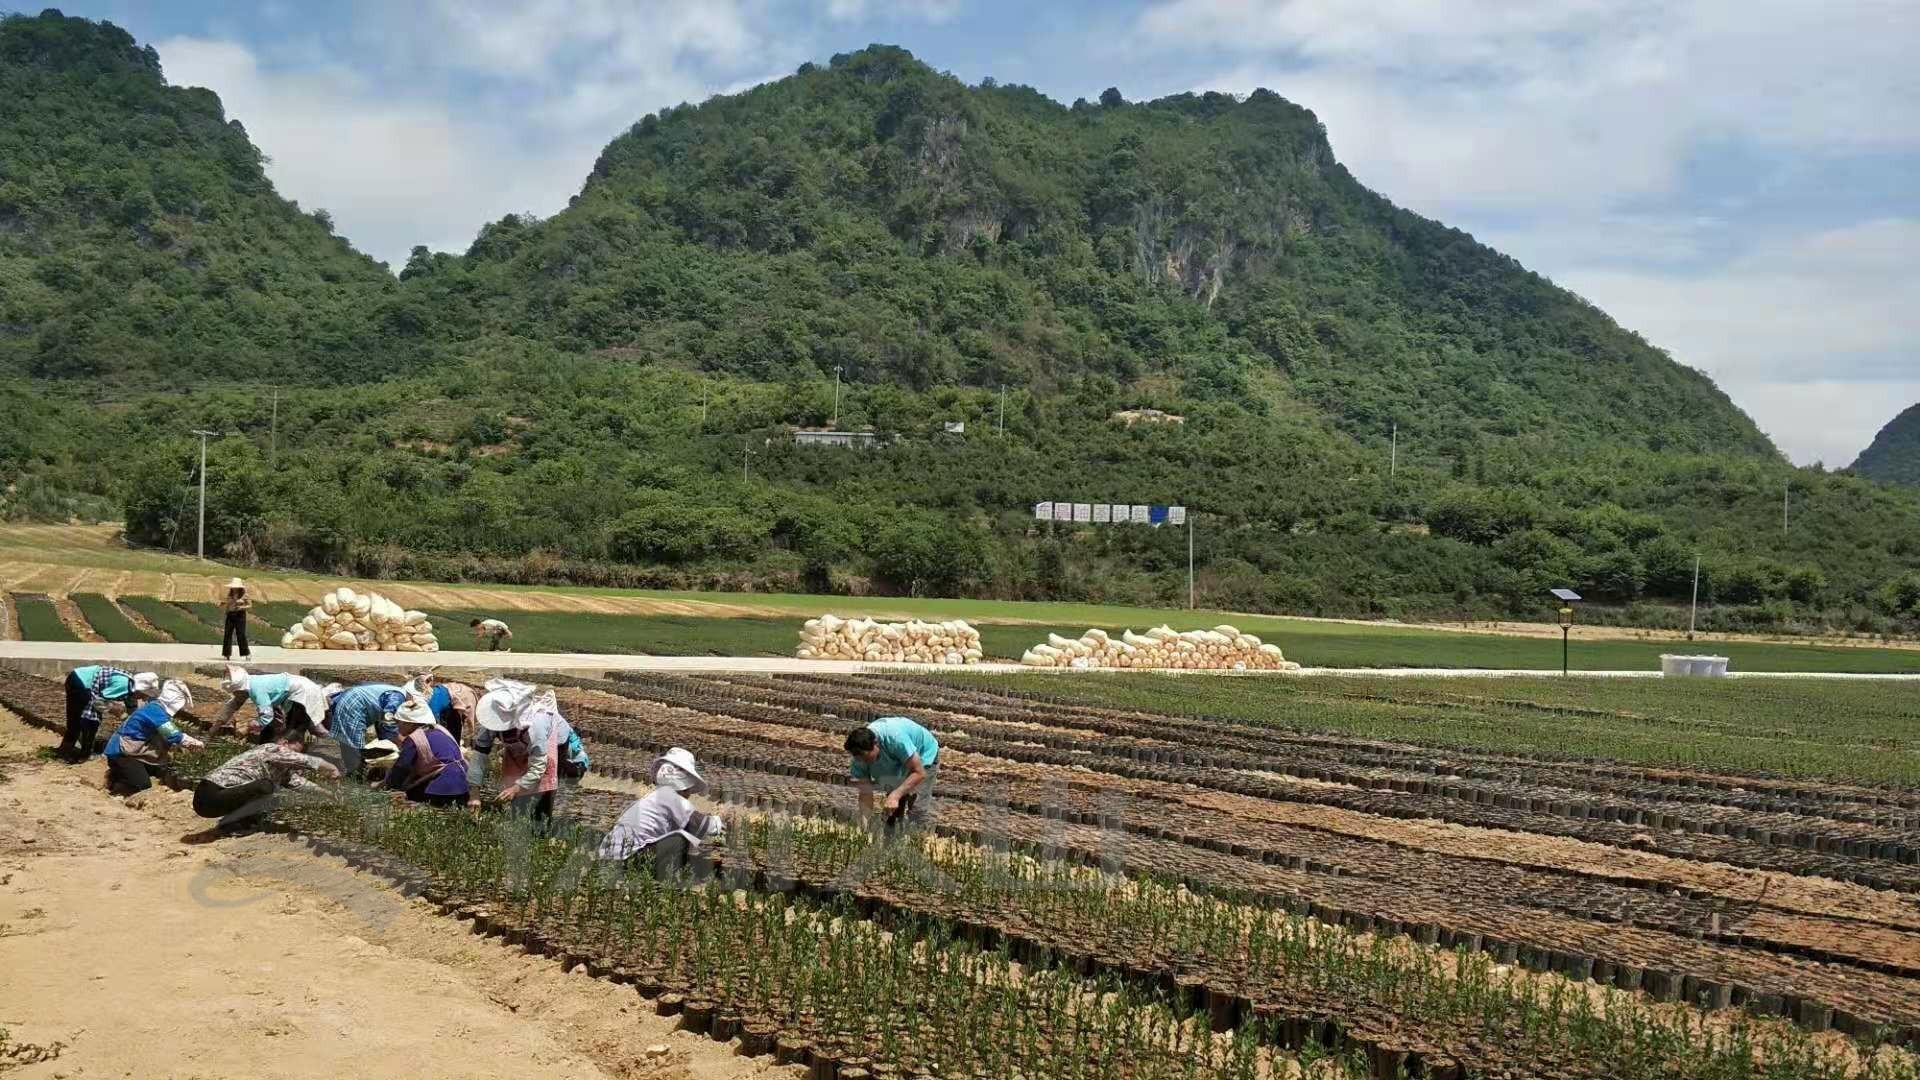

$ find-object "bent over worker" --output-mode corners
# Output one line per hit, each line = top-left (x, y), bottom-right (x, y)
(473, 678), (588, 828)
(59, 665), (158, 762)
(102, 680), (204, 794)
(194, 724), (339, 828)
(214, 666), (333, 743)
(324, 682), (406, 778)
(383, 698), (469, 808)
(470, 618), (512, 651)
(597, 748), (723, 882)
(846, 715), (940, 830)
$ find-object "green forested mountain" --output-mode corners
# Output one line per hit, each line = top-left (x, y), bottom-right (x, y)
(1854, 405), (1920, 487)
(5, 12), (1919, 633)
(0, 12), (398, 384)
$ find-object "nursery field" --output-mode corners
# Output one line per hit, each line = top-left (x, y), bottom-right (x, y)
(4, 660), (1920, 1079)
(4, 524), (1918, 672)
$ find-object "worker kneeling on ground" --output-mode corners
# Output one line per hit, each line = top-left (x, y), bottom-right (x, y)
(846, 716), (939, 831)
(193, 722), (340, 830)
(473, 678), (588, 828)
(597, 747), (724, 883)
(102, 680), (204, 794)
(59, 665), (158, 762)
(382, 697), (469, 808)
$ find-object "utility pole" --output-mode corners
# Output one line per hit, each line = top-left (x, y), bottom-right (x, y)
(191, 429), (217, 559)
(269, 388), (278, 465)
(699, 382), (708, 431)
(742, 437), (754, 483)
(1782, 480), (1790, 535)
(831, 366), (843, 429)
(1187, 513), (1195, 610)
(998, 384), (1006, 435)
(1688, 554), (1700, 641)
(1390, 422), (1397, 478)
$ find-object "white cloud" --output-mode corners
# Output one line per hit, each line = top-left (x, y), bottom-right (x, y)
(1559, 219), (1920, 466)
(157, 36), (593, 268)
(824, 0), (963, 22)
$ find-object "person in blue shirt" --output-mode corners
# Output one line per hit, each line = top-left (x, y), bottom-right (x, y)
(60, 665), (158, 762)
(103, 679), (204, 794)
(845, 716), (940, 830)
(325, 682), (407, 777)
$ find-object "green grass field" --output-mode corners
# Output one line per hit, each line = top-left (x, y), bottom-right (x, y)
(117, 596), (221, 645)
(8, 593), (76, 642)
(940, 671), (1920, 785)
(221, 599), (1920, 672)
(69, 593), (159, 643)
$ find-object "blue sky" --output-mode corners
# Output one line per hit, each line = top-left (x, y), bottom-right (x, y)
(53, 0), (1920, 466)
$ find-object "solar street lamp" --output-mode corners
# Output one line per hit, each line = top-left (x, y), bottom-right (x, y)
(1550, 588), (1581, 676)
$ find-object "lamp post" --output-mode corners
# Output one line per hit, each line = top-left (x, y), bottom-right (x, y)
(1550, 588), (1582, 676)
(190, 429), (218, 559)
(831, 366), (843, 429)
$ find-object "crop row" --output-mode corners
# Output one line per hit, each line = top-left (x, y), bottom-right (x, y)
(765, 673), (1920, 827)
(558, 696), (1920, 1038)
(559, 673), (1920, 891)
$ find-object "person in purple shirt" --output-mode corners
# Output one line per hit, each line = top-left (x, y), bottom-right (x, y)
(382, 698), (469, 808)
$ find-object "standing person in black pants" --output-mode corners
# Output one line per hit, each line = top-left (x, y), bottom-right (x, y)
(220, 577), (252, 661)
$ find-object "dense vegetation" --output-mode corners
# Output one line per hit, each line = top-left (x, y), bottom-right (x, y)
(1854, 404), (1920, 488)
(4, 12), (1919, 634)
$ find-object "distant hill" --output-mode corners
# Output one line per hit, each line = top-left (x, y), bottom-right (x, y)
(4, 15), (1918, 632)
(1854, 404), (1920, 487)
(0, 10), (398, 384)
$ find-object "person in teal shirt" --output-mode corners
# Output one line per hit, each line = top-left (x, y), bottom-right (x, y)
(60, 665), (158, 762)
(845, 716), (939, 829)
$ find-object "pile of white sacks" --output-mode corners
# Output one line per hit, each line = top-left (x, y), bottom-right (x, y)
(798, 615), (983, 665)
(1021, 625), (1297, 670)
(279, 586), (440, 653)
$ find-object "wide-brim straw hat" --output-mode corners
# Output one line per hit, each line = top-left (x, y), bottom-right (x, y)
(131, 672), (160, 695)
(222, 665), (251, 693)
(226, 578), (246, 590)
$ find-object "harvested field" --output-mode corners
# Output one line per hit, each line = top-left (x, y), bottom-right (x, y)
(2, 660), (1918, 1079)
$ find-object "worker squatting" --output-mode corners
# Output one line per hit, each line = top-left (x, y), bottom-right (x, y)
(56, 662), (942, 880)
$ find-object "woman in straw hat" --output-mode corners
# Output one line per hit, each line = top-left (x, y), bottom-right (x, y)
(596, 747), (724, 881)
(472, 678), (588, 827)
(382, 697), (469, 808)
(220, 577), (252, 661)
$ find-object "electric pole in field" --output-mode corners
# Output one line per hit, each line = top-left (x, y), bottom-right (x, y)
(831, 366), (843, 429)
(191, 429), (218, 559)
(269, 388), (279, 465)
(1187, 513), (1196, 610)
(998, 384), (1006, 435)
(700, 382), (708, 431)
(1688, 553), (1701, 641)
(1783, 480), (1790, 534)
(1390, 422), (1398, 478)
(742, 436), (756, 483)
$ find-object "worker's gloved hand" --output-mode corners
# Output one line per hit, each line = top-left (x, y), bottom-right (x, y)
(180, 736), (206, 751)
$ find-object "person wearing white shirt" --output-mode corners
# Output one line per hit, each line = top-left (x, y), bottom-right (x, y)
(596, 748), (724, 881)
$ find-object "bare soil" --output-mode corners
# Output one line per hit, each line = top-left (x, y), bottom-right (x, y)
(0, 707), (799, 1080)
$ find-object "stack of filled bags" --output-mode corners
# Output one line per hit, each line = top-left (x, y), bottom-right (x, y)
(1020, 625), (1296, 670)
(279, 586), (439, 652)
(797, 615), (982, 665)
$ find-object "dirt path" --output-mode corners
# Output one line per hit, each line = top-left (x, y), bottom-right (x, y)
(0, 709), (799, 1080)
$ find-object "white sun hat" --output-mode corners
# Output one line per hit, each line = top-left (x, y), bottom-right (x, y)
(131, 672), (161, 696)
(157, 680), (194, 717)
(222, 665), (251, 693)
(649, 747), (706, 794)
(392, 698), (437, 728)
(476, 678), (539, 732)
(226, 577), (246, 590)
